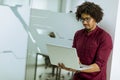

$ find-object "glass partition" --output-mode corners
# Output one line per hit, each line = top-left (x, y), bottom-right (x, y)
(25, 0), (83, 80)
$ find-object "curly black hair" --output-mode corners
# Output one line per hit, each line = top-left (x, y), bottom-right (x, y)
(76, 1), (103, 23)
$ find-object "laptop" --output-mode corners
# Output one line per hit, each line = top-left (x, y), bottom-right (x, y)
(46, 44), (91, 70)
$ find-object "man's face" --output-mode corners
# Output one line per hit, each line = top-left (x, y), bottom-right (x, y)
(81, 13), (97, 32)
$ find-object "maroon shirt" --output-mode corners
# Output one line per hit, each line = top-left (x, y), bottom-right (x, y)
(72, 26), (113, 80)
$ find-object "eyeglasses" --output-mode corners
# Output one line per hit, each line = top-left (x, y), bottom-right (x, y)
(80, 17), (92, 23)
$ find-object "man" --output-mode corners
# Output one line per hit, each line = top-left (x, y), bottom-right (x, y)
(59, 1), (113, 80)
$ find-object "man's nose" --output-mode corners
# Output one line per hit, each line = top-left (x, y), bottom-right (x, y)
(82, 20), (88, 24)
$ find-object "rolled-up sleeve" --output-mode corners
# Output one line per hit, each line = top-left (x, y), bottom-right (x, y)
(95, 33), (113, 70)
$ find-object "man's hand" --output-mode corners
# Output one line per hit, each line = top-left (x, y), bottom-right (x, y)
(58, 63), (78, 72)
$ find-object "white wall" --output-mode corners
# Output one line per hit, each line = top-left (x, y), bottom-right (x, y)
(0, 4), (30, 80)
(110, 0), (120, 79)
(31, 0), (61, 12)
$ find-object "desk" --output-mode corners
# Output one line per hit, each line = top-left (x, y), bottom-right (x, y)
(49, 64), (62, 80)
(35, 53), (74, 80)
(35, 53), (62, 80)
